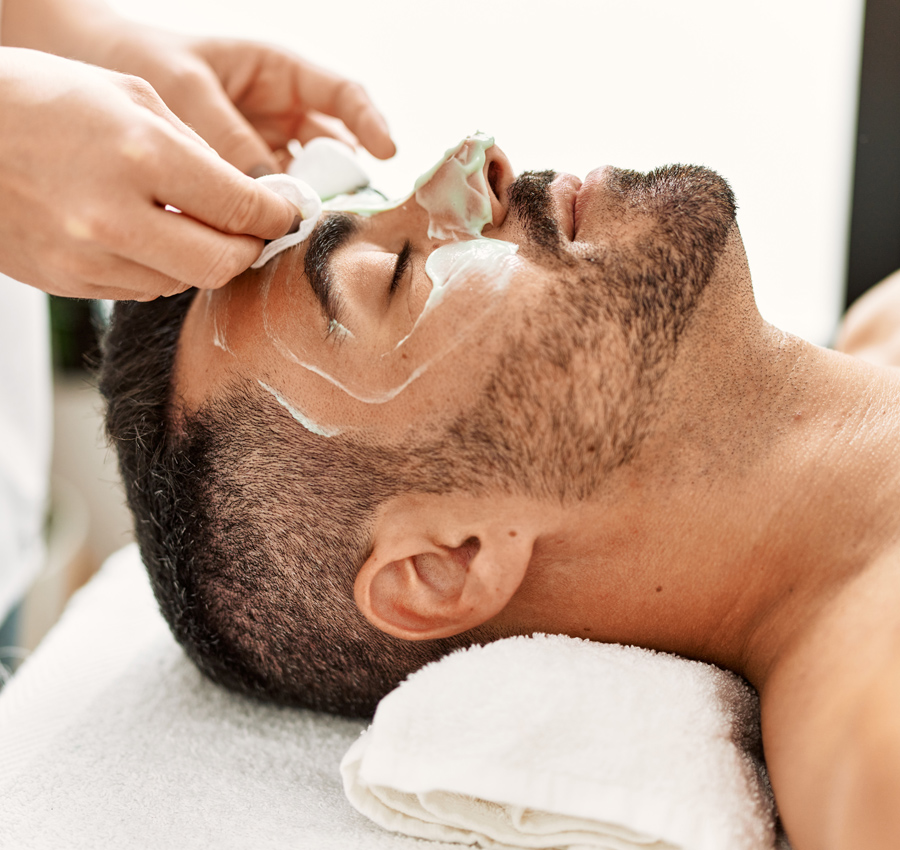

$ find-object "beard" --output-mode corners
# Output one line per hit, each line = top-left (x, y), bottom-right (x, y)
(421, 164), (738, 504)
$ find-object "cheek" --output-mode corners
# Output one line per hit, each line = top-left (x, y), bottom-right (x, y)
(253, 240), (536, 437)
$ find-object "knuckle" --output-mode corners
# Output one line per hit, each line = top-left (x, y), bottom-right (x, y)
(335, 79), (368, 114)
(62, 213), (97, 243)
(172, 63), (209, 92)
(118, 122), (165, 169)
(62, 203), (120, 249)
(195, 244), (246, 291)
(160, 279), (190, 298)
(68, 206), (125, 249)
(219, 185), (262, 233)
(118, 72), (158, 104)
(157, 63), (209, 104)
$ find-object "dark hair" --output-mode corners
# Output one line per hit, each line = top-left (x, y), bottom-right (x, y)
(100, 290), (506, 717)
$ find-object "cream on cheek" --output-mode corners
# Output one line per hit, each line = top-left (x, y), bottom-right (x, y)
(392, 239), (519, 350)
(259, 134), (521, 436)
(256, 380), (342, 438)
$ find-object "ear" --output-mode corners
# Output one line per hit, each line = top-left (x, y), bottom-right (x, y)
(354, 493), (537, 641)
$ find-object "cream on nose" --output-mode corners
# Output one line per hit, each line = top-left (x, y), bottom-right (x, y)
(413, 133), (500, 240)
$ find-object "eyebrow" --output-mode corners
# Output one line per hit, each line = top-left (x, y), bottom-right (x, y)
(303, 212), (360, 324)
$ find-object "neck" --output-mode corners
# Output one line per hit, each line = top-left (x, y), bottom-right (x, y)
(506, 332), (900, 694)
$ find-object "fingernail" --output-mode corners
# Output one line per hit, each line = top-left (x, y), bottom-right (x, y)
(287, 215), (301, 235)
(249, 164), (277, 179)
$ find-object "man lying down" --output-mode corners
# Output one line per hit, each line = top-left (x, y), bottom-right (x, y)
(100, 134), (900, 850)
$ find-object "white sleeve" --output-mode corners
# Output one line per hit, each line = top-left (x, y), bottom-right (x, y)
(0, 274), (52, 623)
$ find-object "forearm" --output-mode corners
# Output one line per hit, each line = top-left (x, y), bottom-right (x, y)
(1, 0), (125, 60)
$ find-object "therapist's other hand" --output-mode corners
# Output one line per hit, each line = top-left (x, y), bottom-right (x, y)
(0, 49), (298, 300)
(94, 25), (396, 175)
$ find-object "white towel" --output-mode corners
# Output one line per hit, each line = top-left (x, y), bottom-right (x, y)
(342, 634), (777, 850)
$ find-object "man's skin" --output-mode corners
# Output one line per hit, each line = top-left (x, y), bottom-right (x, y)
(175, 144), (900, 850)
(837, 270), (900, 370)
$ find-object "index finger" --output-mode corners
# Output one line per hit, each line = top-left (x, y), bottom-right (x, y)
(290, 63), (396, 160)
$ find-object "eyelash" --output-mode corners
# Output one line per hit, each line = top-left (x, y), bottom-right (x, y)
(390, 241), (412, 296)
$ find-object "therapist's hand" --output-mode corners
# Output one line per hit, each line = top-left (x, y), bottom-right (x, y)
(90, 24), (396, 176)
(0, 48), (299, 300)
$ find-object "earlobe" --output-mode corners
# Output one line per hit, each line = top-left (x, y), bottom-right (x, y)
(354, 497), (536, 641)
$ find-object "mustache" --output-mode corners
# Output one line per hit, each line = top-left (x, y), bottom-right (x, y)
(506, 170), (563, 254)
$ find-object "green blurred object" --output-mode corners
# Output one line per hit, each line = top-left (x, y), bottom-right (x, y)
(0, 604), (27, 690)
(48, 296), (100, 373)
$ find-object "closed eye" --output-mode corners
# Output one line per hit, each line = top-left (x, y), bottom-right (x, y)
(390, 241), (412, 295)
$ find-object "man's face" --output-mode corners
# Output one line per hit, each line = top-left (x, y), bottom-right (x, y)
(176, 137), (737, 470)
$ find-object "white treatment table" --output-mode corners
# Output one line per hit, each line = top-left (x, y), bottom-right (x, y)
(0, 545), (457, 849)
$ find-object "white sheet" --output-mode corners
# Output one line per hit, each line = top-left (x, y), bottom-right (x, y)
(0, 545), (458, 849)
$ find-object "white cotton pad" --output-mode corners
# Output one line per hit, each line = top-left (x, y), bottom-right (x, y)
(250, 174), (323, 269)
(287, 138), (369, 200)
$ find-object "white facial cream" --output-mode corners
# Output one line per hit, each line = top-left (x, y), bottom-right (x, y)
(422, 239), (519, 316)
(323, 132), (496, 241)
(257, 380), (342, 437)
(413, 132), (494, 240)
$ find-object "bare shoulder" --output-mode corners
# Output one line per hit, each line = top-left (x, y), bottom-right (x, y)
(835, 269), (900, 368)
(760, 549), (900, 849)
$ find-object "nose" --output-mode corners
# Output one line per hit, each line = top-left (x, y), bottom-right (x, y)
(483, 145), (514, 232)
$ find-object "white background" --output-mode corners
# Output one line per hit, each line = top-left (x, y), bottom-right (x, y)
(111, 0), (865, 345)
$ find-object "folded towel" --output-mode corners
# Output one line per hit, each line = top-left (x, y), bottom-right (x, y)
(342, 634), (776, 850)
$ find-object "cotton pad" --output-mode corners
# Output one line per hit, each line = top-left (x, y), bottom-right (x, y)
(249, 174), (323, 269)
(250, 139), (372, 269)
(287, 138), (369, 200)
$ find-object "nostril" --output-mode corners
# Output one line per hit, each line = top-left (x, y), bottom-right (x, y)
(487, 160), (502, 201)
